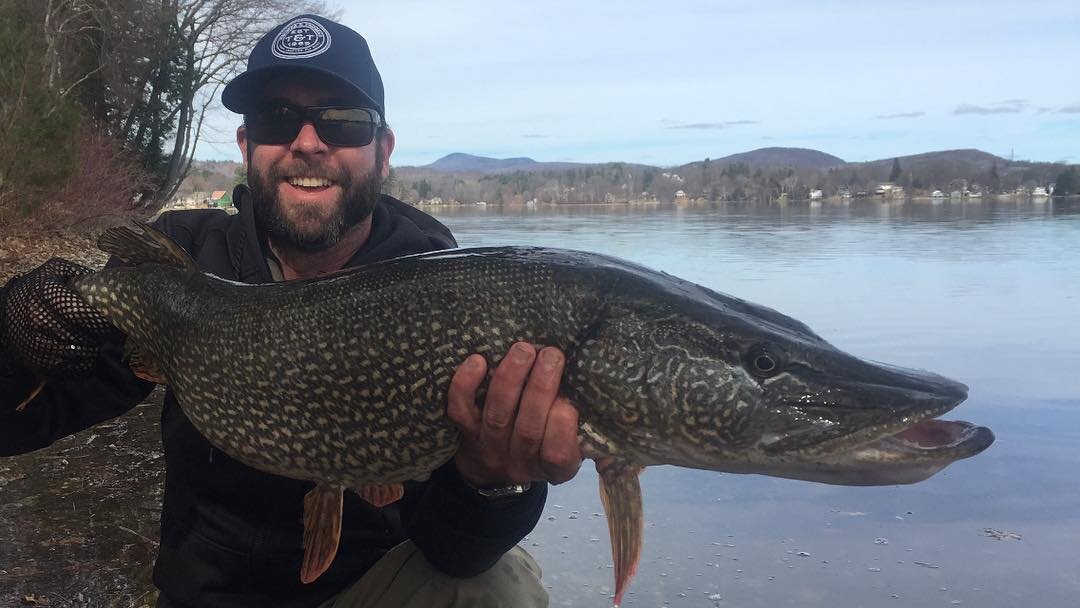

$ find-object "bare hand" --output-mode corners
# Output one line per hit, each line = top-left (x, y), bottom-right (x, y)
(447, 342), (583, 487)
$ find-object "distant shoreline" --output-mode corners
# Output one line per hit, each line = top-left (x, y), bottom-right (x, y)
(415, 194), (1080, 208)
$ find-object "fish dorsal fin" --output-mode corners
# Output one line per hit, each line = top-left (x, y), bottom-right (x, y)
(596, 458), (646, 608)
(302, 483), (344, 584)
(98, 222), (197, 271)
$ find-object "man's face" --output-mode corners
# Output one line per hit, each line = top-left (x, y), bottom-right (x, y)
(236, 72), (394, 251)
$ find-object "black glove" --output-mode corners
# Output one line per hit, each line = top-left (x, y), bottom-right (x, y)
(0, 258), (118, 378)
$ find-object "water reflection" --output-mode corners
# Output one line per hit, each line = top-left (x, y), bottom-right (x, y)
(432, 198), (1080, 607)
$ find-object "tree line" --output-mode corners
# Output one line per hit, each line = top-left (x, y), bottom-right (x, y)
(0, 0), (327, 230)
(388, 156), (1078, 206)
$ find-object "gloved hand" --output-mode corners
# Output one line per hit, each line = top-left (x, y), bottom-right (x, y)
(0, 258), (117, 378)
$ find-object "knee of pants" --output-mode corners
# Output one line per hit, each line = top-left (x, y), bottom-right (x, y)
(449, 546), (548, 607)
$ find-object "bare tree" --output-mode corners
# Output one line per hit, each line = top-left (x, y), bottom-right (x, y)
(150, 0), (333, 209)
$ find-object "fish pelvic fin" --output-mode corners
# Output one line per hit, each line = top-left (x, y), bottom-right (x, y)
(98, 222), (197, 272)
(301, 483), (344, 584)
(597, 458), (646, 608)
(355, 483), (405, 508)
(123, 340), (168, 385)
(15, 378), (48, 411)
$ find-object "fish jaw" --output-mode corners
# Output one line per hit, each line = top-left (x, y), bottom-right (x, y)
(775, 418), (996, 485)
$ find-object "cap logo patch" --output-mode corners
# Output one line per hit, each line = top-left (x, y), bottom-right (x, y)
(271, 18), (332, 59)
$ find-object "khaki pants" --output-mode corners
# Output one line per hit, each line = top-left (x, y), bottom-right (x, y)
(321, 542), (548, 608)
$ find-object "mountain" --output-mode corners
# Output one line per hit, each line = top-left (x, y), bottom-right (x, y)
(422, 148), (847, 176)
(425, 153), (539, 173)
(708, 147), (847, 170)
(423, 153), (588, 174)
(853, 149), (1008, 173)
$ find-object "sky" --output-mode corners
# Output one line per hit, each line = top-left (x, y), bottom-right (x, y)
(194, 0), (1080, 167)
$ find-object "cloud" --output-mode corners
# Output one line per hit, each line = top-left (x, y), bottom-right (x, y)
(667, 123), (727, 130)
(953, 99), (1028, 115)
(876, 111), (925, 119)
(666, 120), (759, 130)
(1059, 104), (1080, 114)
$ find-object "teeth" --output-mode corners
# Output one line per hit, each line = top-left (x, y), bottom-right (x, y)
(288, 177), (332, 187)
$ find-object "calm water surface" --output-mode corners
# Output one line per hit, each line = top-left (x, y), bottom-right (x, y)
(432, 199), (1080, 607)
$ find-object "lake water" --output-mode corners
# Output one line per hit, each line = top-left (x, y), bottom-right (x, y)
(431, 199), (1080, 608)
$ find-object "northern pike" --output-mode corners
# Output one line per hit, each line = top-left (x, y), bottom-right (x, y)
(66, 224), (993, 606)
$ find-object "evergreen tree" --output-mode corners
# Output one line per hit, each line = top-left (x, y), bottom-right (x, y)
(1054, 168), (1078, 196)
(988, 161), (1001, 193)
(889, 158), (902, 183)
(0, 1), (81, 219)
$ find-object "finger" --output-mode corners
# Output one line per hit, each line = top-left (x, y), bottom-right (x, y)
(509, 347), (565, 481)
(446, 354), (487, 441)
(540, 398), (583, 484)
(480, 342), (536, 451)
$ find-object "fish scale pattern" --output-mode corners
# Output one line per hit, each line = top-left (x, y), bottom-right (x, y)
(75, 249), (608, 488)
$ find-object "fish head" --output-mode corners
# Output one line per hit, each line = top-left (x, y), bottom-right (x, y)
(617, 282), (994, 486)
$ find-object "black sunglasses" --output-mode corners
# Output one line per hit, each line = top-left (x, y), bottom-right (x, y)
(244, 104), (382, 147)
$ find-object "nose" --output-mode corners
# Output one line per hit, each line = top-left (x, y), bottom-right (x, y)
(290, 120), (328, 154)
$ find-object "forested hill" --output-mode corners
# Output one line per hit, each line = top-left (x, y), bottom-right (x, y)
(181, 147), (1079, 205)
(387, 147), (1077, 204)
(700, 147), (846, 170)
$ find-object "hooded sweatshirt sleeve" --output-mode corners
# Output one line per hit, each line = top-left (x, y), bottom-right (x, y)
(406, 462), (547, 577)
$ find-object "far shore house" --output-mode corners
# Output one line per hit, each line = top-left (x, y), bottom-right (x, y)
(168, 189), (232, 209)
(809, 189), (823, 200)
(209, 190), (232, 208)
(875, 183), (904, 198)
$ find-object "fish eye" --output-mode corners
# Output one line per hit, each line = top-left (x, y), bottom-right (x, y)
(746, 345), (783, 378)
(754, 354), (777, 372)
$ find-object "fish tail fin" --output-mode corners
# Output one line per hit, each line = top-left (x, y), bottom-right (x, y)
(98, 222), (197, 271)
(597, 459), (646, 608)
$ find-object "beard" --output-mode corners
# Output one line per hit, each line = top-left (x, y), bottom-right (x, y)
(247, 153), (383, 251)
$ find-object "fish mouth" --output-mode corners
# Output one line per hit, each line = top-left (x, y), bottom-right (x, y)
(854, 417), (995, 464)
(782, 414), (996, 486)
(888, 418), (992, 452)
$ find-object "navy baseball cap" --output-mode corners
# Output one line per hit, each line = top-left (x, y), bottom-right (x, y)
(222, 14), (384, 119)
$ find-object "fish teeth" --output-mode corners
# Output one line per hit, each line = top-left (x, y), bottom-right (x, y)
(289, 177), (332, 187)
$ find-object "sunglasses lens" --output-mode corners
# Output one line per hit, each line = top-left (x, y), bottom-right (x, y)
(245, 105), (302, 145)
(314, 108), (377, 147)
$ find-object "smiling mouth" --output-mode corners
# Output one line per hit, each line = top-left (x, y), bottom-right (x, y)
(286, 176), (335, 190)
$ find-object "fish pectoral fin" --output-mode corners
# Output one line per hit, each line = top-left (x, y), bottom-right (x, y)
(123, 340), (168, 385)
(354, 483), (405, 508)
(301, 483), (344, 584)
(596, 458), (646, 608)
(97, 222), (197, 271)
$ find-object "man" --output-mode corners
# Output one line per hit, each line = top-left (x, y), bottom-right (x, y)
(0, 14), (582, 608)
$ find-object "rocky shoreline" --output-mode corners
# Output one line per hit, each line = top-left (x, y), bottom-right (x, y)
(1, 232), (161, 608)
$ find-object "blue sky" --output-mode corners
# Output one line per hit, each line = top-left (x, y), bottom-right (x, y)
(195, 0), (1080, 167)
